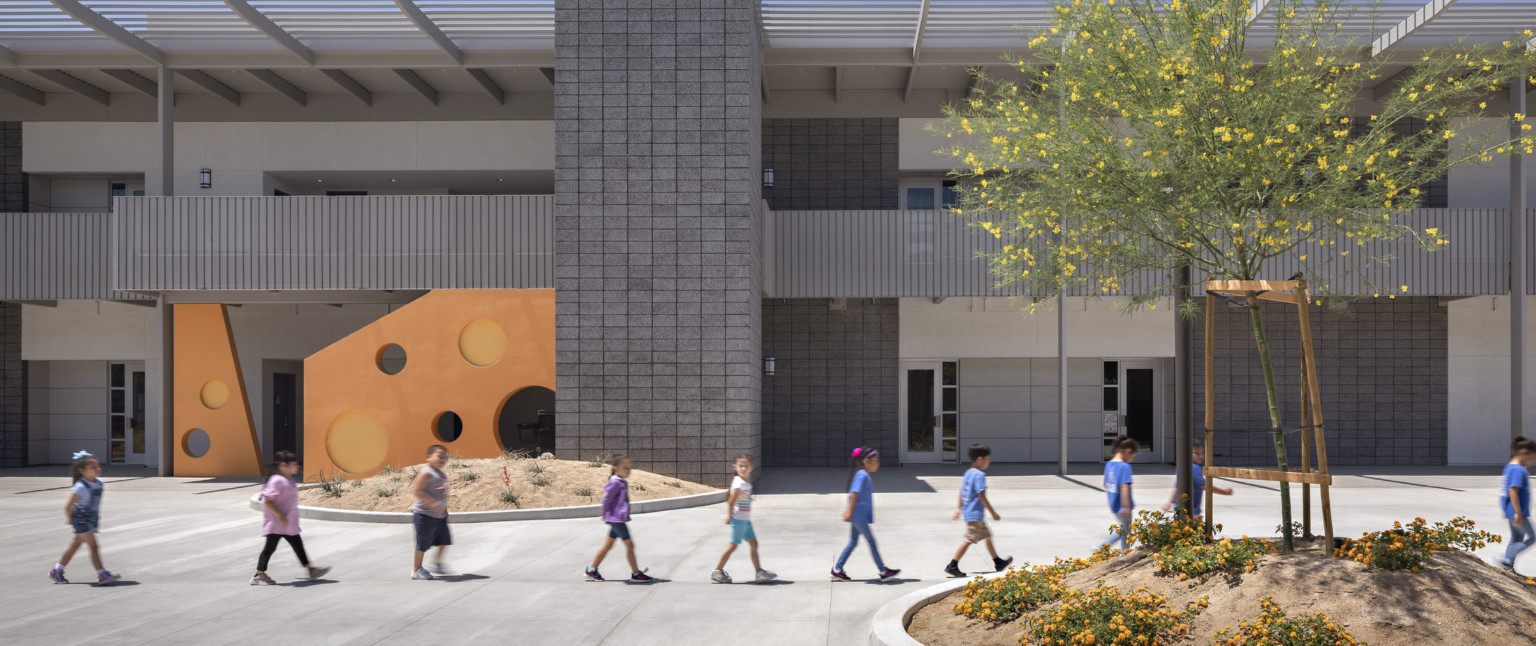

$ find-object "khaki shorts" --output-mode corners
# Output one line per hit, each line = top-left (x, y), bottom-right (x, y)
(964, 520), (991, 544)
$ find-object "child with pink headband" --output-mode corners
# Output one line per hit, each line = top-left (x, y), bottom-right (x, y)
(830, 446), (900, 581)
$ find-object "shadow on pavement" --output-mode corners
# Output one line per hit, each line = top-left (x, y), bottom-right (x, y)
(284, 579), (339, 587)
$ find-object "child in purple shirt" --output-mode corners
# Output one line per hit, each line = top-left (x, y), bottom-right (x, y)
(586, 454), (652, 582)
(251, 450), (330, 585)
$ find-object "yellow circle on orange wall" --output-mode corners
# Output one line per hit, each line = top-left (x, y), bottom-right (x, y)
(459, 319), (507, 367)
(326, 410), (388, 475)
(200, 380), (230, 410)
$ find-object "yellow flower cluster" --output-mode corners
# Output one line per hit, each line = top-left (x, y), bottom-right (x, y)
(953, 544), (1129, 623)
(1211, 596), (1362, 646)
(1333, 516), (1498, 571)
(1022, 583), (1207, 645)
(1153, 537), (1274, 580)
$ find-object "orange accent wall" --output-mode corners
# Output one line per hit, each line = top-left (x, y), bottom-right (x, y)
(173, 304), (265, 477)
(303, 290), (556, 479)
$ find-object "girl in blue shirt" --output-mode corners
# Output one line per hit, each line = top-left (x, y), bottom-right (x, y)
(1103, 437), (1139, 549)
(1500, 437), (1536, 571)
(831, 447), (900, 581)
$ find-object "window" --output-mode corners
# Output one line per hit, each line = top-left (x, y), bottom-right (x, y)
(906, 187), (936, 210)
(942, 180), (958, 208)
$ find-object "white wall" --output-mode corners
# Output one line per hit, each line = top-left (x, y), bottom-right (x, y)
(23, 121), (556, 196)
(900, 297), (1175, 358)
(957, 357), (1105, 462)
(1447, 296), (1536, 465)
(900, 117), (975, 171)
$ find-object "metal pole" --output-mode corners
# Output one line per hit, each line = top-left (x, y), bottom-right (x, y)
(156, 64), (174, 196)
(1175, 266), (1193, 513)
(1059, 293), (1069, 474)
(1514, 71), (1528, 441)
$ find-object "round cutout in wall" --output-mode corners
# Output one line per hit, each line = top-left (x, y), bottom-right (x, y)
(183, 428), (211, 458)
(199, 380), (230, 409)
(326, 410), (388, 474)
(376, 344), (407, 375)
(458, 319), (507, 367)
(434, 411), (464, 442)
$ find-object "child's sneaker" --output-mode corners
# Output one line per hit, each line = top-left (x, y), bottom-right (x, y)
(754, 569), (778, 583)
(829, 568), (852, 581)
(411, 568), (433, 580)
(878, 568), (901, 580)
(993, 556), (1014, 572)
(710, 569), (732, 584)
(94, 570), (120, 586)
(48, 566), (67, 584)
(630, 570), (653, 582)
(944, 563), (966, 578)
(585, 566), (604, 581)
(250, 573), (277, 586)
(428, 561), (452, 576)
(306, 565), (331, 580)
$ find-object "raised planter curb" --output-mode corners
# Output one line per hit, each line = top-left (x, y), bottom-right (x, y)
(249, 483), (726, 524)
(868, 570), (1010, 646)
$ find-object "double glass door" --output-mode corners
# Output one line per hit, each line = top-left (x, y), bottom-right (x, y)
(1101, 360), (1159, 462)
(901, 361), (959, 464)
(109, 363), (146, 465)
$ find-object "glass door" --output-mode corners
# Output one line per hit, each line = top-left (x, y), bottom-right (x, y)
(900, 360), (960, 464)
(109, 363), (148, 465)
(1101, 360), (1160, 462)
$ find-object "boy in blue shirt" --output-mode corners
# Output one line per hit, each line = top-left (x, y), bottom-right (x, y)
(1161, 442), (1233, 516)
(1103, 437), (1139, 549)
(1500, 437), (1536, 572)
(945, 444), (1013, 577)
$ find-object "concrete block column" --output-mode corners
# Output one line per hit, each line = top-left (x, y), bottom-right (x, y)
(553, 0), (764, 487)
(2, 123), (27, 467)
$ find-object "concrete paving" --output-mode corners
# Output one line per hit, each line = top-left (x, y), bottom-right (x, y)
(1, 463), (1528, 645)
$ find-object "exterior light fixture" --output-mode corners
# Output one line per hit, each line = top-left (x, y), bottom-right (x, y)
(199, 168), (212, 189)
(764, 356), (776, 376)
(763, 168), (774, 188)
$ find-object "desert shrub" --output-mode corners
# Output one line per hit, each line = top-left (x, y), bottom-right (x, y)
(503, 448), (531, 461)
(667, 480), (683, 488)
(498, 488), (520, 507)
(631, 482), (647, 492)
(313, 473), (348, 498)
(954, 545), (1126, 623)
(574, 486), (595, 501)
(526, 462), (547, 476)
(1212, 596), (1363, 646)
(350, 478), (364, 489)
(1023, 584), (1205, 646)
(375, 487), (397, 498)
(586, 454), (608, 468)
(1154, 537), (1272, 580)
(381, 464), (396, 475)
(458, 471), (479, 482)
(531, 475), (552, 487)
(1125, 508), (1209, 549)
(1334, 517), (1498, 571)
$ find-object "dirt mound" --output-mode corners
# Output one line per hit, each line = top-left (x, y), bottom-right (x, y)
(298, 455), (717, 513)
(909, 540), (1536, 645)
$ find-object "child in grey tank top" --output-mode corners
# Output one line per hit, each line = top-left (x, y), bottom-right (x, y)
(411, 445), (453, 580)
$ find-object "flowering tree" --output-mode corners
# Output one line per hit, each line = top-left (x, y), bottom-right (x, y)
(938, 0), (1535, 549)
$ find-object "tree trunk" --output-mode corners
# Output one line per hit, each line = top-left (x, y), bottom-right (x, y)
(1247, 300), (1295, 551)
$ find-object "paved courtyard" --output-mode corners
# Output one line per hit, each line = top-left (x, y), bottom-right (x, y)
(0, 463), (1526, 645)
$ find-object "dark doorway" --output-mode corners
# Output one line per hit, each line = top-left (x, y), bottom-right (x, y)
(498, 387), (555, 456)
(1124, 368), (1155, 450)
(273, 373), (298, 456)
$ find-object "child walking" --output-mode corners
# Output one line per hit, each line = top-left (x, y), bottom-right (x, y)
(48, 451), (119, 585)
(251, 450), (330, 585)
(411, 444), (452, 580)
(1500, 436), (1536, 572)
(711, 454), (777, 584)
(944, 444), (1013, 578)
(587, 453), (653, 582)
(1103, 437), (1138, 549)
(1159, 442), (1233, 516)
(831, 447), (900, 581)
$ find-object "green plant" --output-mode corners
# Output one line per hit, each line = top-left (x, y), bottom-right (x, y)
(1335, 516), (1498, 571)
(1154, 537), (1273, 581)
(667, 480), (682, 488)
(498, 487), (520, 507)
(375, 487), (397, 498)
(526, 462), (547, 476)
(458, 471), (479, 482)
(574, 486), (595, 501)
(586, 453), (608, 468)
(1024, 584), (1205, 645)
(1125, 508), (1211, 549)
(313, 472), (348, 498)
(1213, 596), (1363, 646)
(954, 545), (1126, 623)
(503, 448), (532, 461)
(631, 482), (647, 492)
(381, 464), (396, 475)
(531, 475), (552, 487)
(350, 478), (365, 489)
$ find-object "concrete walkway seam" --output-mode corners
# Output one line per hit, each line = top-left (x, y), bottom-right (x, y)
(868, 571), (1010, 646)
(248, 484), (727, 523)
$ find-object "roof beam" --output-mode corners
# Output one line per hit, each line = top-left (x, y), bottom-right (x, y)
(246, 69), (305, 105)
(1248, 0), (1274, 25)
(319, 68), (371, 105)
(0, 75), (44, 105)
(0, 45), (16, 66)
(223, 0), (313, 64)
(904, 0), (932, 103)
(394, 68), (438, 105)
(540, 67), (556, 86)
(177, 69), (241, 105)
(1372, 0), (1458, 58)
(101, 69), (156, 96)
(394, 0), (462, 64)
(49, 0), (163, 64)
(30, 69), (108, 105)
(466, 68), (504, 104)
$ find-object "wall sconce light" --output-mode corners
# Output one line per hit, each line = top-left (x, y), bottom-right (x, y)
(762, 168), (774, 188)
(764, 356), (776, 376)
(199, 168), (212, 189)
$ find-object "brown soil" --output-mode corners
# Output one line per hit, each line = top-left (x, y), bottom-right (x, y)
(299, 455), (717, 512)
(909, 539), (1536, 646)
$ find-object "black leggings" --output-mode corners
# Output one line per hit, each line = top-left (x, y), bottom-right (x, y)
(257, 534), (310, 571)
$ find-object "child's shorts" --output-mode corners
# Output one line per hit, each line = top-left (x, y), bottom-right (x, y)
(607, 522), (632, 541)
(729, 519), (756, 544)
(412, 512), (452, 552)
(71, 510), (99, 535)
(964, 520), (991, 544)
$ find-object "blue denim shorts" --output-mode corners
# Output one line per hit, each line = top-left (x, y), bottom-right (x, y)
(71, 510), (99, 535)
(729, 519), (756, 544)
(607, 522), (631, 541)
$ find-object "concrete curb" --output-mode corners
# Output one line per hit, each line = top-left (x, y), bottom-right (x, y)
(868, 571), (1009, 646)
(249, 484), (726, 524)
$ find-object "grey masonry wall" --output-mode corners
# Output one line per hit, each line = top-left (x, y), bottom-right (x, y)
(1194, 297), (1447, 467)
(2, 123), (25, 467)
(762, 298), (899, 467)
(761, 118), (898, 211)
(552, 0), (763, 487)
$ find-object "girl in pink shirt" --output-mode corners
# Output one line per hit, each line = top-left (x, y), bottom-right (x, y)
(251, 451), (330, 585)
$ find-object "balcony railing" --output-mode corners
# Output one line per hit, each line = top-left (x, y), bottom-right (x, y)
(0, 211), (133, 300)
